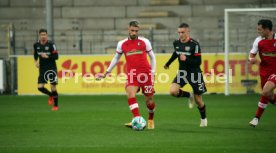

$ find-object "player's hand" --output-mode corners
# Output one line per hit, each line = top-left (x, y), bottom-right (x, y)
(248, 57), (260, 64)
(164, 65), (169, 69)
(35, 61), (39, 68)
(95, 72), (108, 80)
(41, 53), (49, 58)
(180, 54), (186, 61)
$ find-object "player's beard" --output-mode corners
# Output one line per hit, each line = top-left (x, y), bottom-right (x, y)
(129, 34), (137, 40)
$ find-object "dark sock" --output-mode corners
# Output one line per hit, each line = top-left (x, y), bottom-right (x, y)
(177, 89), (190, 98)
(38, 87), (52, 96)
(52, 91), (58, 107)
(198, 105), (206, 119)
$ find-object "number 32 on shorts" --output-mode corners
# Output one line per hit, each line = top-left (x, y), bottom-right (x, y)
(144, 85), (153, 93)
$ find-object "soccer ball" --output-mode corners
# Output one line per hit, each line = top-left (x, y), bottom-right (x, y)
(131, 116), (146, 131)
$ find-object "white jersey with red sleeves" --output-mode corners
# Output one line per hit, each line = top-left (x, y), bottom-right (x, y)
(116, 37), (152, 73)
(250, 33), (276, 77)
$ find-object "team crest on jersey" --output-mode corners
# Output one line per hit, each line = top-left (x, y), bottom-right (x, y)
(185, 46), (190, 51)
(45, 46), (49, 50)
(138, 42), (141, 46)
(274, 42), (276, 47)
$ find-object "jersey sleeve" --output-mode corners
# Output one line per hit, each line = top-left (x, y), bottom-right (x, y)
(33, 43), (38, 61)
(116, 40), (124, 54)
(165, 41), (178, 66)
(49, 43), (58, 60)
(250, 36), (262, 54)
(144, 38), (152, 52)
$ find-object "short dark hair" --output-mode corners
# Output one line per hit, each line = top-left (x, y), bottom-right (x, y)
(39, 28), (47, 34)
(258, 19), (273, 31)
(178, 23), (189, 28)
(129, 20), (140, 27)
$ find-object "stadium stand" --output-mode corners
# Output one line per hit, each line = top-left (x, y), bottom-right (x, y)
(0, 0), (276, 57)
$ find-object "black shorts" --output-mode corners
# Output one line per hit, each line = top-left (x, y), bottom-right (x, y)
(172, 70), (207, 95)
(38, 69), (58, 85)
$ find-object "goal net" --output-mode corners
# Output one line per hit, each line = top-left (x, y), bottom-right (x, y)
(224, 8), (276, 95)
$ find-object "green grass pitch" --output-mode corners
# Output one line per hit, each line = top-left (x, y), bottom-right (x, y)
(0, 94), (276, 153)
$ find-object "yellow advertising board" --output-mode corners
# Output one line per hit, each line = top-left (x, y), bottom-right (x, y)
(17, 53), (261, 95)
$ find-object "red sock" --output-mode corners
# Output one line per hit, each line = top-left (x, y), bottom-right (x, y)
(128, 98), (140, 117)
(255, 96), (269, 118)
(146, 102), (155, 120)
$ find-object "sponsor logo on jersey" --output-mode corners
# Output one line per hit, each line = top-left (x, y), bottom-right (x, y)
(138, 42), (141, 46)
(185, 46), (190, 51)
(126, 50), (143, 56)
(262, 52), (276, 57)
(176, 51), (191, 55)
(37, 52), (51, 55)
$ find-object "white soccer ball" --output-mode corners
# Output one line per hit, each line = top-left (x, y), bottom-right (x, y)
(131, 116), (146, 131)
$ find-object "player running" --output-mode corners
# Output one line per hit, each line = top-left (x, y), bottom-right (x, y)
(33, 29), (59, 111)
(164, 23), (208, 127)
(97, 20), (156, 129)
(248, 19), (276, 127)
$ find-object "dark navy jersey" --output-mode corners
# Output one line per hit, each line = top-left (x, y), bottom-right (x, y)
(165, 38), (202, 71)
(33, 40), (58, 70)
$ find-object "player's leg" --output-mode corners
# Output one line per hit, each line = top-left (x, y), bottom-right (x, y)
(37, 70), (54, 105)
(189, 72), (207, 127)
(170, 76), (194, 108)
(50, 84), (58, 111)
(249, 75), (275, 127)
(37, 83), (50, 95)
(249, 95), (270, 127)
(124, 85), (140, 128)
(37, 83), (53, 105)
(141, 75), (155, 129)
(266, 74), (276, 104)
(144, 95), (155, 129)
(194, 95), (207, 127)
(126, 85), (141, 117)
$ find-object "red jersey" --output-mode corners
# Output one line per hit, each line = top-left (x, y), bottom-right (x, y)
(250, 33), (276, 77)
(116, 37), (152, 73)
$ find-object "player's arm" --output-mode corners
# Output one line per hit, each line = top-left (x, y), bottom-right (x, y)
(147, 50), (156, 74)
(144, 39), (156, 74)
(97, 53), (122, 80)
(248, 53), (258, 64)
(106, 53), (122, 74)
(185, 44), (201, 66)
(248, 37), (260, 64)
(33, 44), (39, 68)
(97, 40), (123, 80)
(164, 51), (177, 69)
(49, 43), (59, 60)
(40, 43), (58, 60)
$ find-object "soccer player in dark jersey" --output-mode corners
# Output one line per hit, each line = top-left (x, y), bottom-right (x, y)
(97, 20), (156, 129)
(33, 29), (59, 111)
(248, 19), (276, 127)
(164, 23), (207, 127)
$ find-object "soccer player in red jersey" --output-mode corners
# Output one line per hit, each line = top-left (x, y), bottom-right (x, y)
(248, 19), (276, 127)
(97, 20), (156, 129)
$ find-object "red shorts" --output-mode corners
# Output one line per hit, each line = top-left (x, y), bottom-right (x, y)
(125, 73), (155, 96)
(267, 74), (276, 85)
